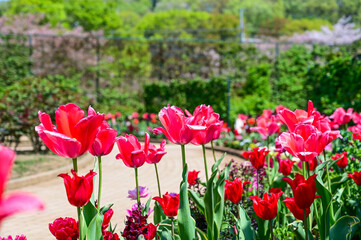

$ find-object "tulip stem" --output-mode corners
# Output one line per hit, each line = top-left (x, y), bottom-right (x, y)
(257, 169), (260, 197)
(211, 140), (217, 162)
(135, 167), (140, 203)
(269, 219), (274, 240)
(72, 158), (82, 239)
(154, 163), (162, 196)
(202, 144), (209, 182)
(97, 156), (102, 211)
(170, 217), (175, 238)
(303, 209), (309, 240)
(181, 145), (186, 169)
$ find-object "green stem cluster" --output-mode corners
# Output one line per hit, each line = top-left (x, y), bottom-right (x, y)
(202, 144), (209, 182)
(72, 158), (82, 240)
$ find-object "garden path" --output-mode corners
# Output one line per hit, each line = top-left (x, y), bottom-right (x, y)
(1, 143), (243, 239)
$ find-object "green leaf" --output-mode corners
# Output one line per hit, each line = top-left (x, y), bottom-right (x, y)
(83, 201), (98, 226)
(236, 205), (256, 240)
(154, 201), (167, 225)
(188, 189), (205, 215)
(330, 216), (360, 240)
(315, 176), (332, 240)
(160, 229), (173, 240)
(177, 164), (196, 239)
(143, 197), (152, 216)
(86, 213), (104, 240)
(211, 153), (226, 172)
(196, 227), (208, 240)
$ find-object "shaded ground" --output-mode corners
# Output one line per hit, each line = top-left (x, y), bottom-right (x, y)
(0, 143), (244, 239)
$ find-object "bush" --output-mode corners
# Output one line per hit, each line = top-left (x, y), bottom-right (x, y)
(143, 77), (228, 119)
(0, 75), (88, 151)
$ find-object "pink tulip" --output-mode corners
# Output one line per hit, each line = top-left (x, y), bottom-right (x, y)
(330, 107), (353, 126)
(0, 145), (44, 224)
(186, 105), (223, 145)
(36, 104), (104, 158)
(277, 124), (330, 162)
(146, 138), (167, 164)
(278, 106), (314, 132)
(251, 116), (280, 138)
(353, 112), (361, 125)
(153, 105), (198, 145)
(115, 134), (148, 168)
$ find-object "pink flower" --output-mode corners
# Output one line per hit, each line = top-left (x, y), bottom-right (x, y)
(127, 186), (149, 200)
(152, 105), (197, 145)
(277, 124), (330, 162)
(278, 101), (314, 132)
(330, 107), (353, 126)
(251, 116), (280, 138)
(145, 138), (167, 164)
(115, 134), (147, 168)
(35, 104), (104, 158)
(0, 145), (44, 224)
(0, 235), (27, 240)
(353, 112), (361, 125)
(186, 105), (223, 145)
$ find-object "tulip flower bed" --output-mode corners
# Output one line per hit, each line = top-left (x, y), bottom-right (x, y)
(1, 101), (361, 240)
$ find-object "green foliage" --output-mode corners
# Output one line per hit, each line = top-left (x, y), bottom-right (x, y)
(282, 18), (332, 35)
(143, 77), (228, 119)
(0, 75), (87, 151)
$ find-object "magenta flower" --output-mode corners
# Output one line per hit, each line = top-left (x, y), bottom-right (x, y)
(251, 116), (280, 138)
(330, 107), (353, 126)
(0, 145), (44, 224)
(115, 134), (147, 168)
(127, 186), (149, 200)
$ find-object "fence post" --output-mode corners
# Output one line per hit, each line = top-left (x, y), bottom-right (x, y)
(227, 76), (231, 127)
(28, 34), (33, 75)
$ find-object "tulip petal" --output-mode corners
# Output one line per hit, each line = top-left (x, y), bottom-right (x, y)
(40, 130), (82, 158)
(0, 145), (15, 197)
(55, 103), (85, 137)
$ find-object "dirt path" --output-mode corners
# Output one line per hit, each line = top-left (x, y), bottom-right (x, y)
(1, 143), (243, 239)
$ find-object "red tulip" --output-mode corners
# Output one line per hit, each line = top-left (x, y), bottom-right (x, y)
(278, 158), (295, 176)
(153, 106), (197, 145)
(0, 235), (27, 240)
(89, 119), (118, 157)
(153, 192), (180, 217)
(186, 105), (223, 145)
(188, 170), (200, 185)
(269, 187), (282, 194)
(0, 145), (44, 224)
(348, 171), (361, 186)
(115, 134), (147, 168)
(277, 124), (330, 162)
(247, 118), (255, 125)
(282, 174), (319, 209)
(242, 148), (270, 170)
(36, 104), (104, 158)
(331, 152), (348, 169)
(283, 197), (310, 220)
(102, 208), (114, 232)
(49, 217), (79, 240)
(58, 170), (96, 207)
(249, 192), (283, 220)
(143, 223), (157, 240)
(251, 116), (280, 138)
(103, 231), (120, 240)
(225, 178), (250, 204)
(146, 136), (167, 164)
(330, 107), (353, 126)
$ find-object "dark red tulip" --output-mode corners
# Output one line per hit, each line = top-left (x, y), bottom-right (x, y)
(283, 197), (310, 220)
(249, 192), (283, 220)
(282, 174), (319, 209)
(58, 170), (96, 207)
(49, 217), (79, 240)
(224, 178), (250, 204)
(36, 104), (104, 158)
(331, 152), (348, 169)
(348, 171), (361, 186)
(103, 231), (120, 240)
(269, 187), (282, 194)
(278, 158), (295, 176)
(153, 192), (180, 217)
(187, 170), (200, 185)
(143, 223), (157, 240)
(242, 148), (270, 170)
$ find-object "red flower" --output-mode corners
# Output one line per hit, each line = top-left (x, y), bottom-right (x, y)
(269, 187), (282, 194)
(36, 104), (104, 158)
(89, 107), (118, 157)
(330, 107), (353, 126)
(186, 105), (223, 145)
(249, 192), (283, 220)
(142, 223), (157, 240)
(331, 152), (348, 169)
(103, 231), (120, 240)
(247, 118), (255, 125)
(283, 197), (310, 220)
(115, 134), (147, 168)
(0, 235), (27, 240)
(251, 116), (280, 138)
(0, 145), (44, 224)
(102, 208), (114, 232)
(277, 124), (330, 162)
(225, 178), (250, 204)
(58, 170), (96, 207)
(242, 148), (270, 170)
(282, 174), (319, 209)
(348, 171), (361, 186)
(187, 170), (200, 185)
(49, 217), (79, 240)
(278, 158), (295, 176)
(153, 192), (180, 217)
(153, 106), (196, 145)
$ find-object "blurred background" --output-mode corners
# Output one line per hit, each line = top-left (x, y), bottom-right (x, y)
(1, 0), (361, 153)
